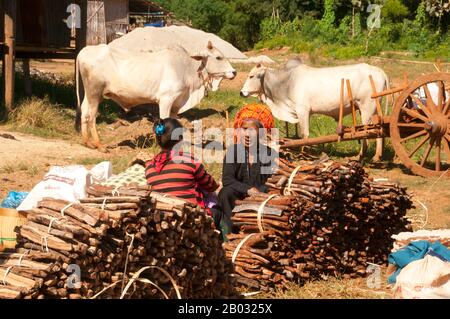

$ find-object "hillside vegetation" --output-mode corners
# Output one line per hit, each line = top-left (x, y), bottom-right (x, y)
(156, 0), (449, 60)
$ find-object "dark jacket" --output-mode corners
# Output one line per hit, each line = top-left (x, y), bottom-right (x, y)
(222, 143), (278, 195)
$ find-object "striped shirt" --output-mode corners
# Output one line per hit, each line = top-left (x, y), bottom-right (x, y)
(145, 151), (218, 208)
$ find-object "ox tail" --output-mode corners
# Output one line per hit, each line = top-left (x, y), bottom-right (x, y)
(75, 55), (82, 132)
(383, 71), (390, 115)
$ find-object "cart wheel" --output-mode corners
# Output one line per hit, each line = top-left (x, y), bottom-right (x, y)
(390, 72), (450, 178)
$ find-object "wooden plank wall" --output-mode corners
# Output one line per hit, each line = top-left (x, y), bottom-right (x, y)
(44, 0), (73, 47)
(15, 0), (72, 48)
(87, 0), (107, 45)
(105, 0), (129, 43)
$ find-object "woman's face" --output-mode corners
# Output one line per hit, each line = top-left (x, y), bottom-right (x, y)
(240, 119), (260, 148)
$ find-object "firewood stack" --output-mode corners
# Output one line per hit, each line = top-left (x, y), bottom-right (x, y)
(0, 185), (235, 299)
(224, 158), (413, 291)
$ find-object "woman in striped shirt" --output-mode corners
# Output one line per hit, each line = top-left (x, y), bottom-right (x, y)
(145, 118), (222, 227)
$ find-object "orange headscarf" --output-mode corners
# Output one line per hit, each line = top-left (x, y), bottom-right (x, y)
(233, 104), (275, 144)
(233, 104), (275, 131)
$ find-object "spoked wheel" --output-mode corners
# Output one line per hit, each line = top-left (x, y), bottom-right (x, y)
(390, 72), (450, 178)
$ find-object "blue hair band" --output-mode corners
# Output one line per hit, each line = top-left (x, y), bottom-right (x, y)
(155, 123), (166, 136)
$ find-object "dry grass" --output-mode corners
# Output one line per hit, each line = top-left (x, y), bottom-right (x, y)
(8, 97), (75, 138)
(0, 161), (40, 177)
(247, 275), (392, 299)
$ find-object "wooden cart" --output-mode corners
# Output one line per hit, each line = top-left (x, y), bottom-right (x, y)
(280, 72), (450, 178)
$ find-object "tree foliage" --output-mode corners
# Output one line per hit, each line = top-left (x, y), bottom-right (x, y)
(154, 0), (449, 57)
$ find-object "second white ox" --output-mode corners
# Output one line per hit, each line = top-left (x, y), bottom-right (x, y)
(240, 61), (389, 160)
(75, 41), (236, 151)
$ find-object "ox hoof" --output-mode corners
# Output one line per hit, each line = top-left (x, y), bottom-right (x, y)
(97, 146), (109, 153)
(84, 141), (96, 150)
(372, 155), (382, 162)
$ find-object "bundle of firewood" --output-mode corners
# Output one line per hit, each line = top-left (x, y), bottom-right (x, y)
(0, 185), (235, 299)
(225, 159), (413, 291)
(223, 194), (305, 291)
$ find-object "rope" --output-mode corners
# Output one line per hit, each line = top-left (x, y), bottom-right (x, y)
(47, 217), (61, 233)
(257, 195), (277, 233)
(60, 203), (74, 217)
(112, 186), (121, 197)
(232, 233), (256, 264)
(2, 266), (14, 285)
(101, 198), (108, 211)
(40, 236), (49, 253)
(90, 280), (124, 299)
(90, 277), (171, 299)
(17, 249), (31, 267)
(242, 291), (261, 297)
(283, 165), (303, 195)
(415, 199), (429, 230)
(120, 232), (135, 293)
(120, 266), (181, 299)
(134, 278), (170, 299)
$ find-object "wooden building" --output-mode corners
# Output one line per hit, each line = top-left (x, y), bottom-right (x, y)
(0, 0), (170, 112)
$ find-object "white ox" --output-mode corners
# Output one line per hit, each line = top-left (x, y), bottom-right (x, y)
(75, 41), (236, 151)
(240, 61), (389, 160)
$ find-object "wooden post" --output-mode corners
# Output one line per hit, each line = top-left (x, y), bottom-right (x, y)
(3, 0), (16, 112)
(336, 79), (345, 139)
(22, 59), (32, 97)
(76, 0), (88, 53)
(369, 75), (384, 121)
(346, 79), (357, 128)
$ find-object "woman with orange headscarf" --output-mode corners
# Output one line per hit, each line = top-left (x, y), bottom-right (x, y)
(217, 104), (278, 234)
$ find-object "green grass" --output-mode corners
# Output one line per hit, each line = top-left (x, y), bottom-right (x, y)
(203, 162), (223, 181)
(110, 154), (137, 175)
(233, 63), (257, 73)
(77, 157), (106, 166)
(197, 90), (259, 114)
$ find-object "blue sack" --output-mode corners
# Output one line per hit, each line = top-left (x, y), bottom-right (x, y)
(387, 240), (450, 284)
(0, 191), (29, 209)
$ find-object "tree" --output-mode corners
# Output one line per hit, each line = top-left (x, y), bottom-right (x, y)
(351, 0), (363, 38)
(321, 0), (336, 31)
(424, 0), (450, 33)
(415, 0), (427, 26)
(382, 0), (410, 22)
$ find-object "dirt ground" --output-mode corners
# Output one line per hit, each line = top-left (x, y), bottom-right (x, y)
(1, 52), (449, 299)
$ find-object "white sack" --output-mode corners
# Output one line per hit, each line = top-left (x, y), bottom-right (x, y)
(17, 166), (89, 211)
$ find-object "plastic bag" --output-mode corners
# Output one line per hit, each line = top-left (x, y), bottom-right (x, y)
(17, 165), (89, 211)
(87, 161), (112, 186)
(0, 191), (29, 209)
(393, 255), (450, 299)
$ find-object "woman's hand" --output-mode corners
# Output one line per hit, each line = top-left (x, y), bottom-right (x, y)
(247, 187), (263, 196)
(215, 182), (223, 194)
